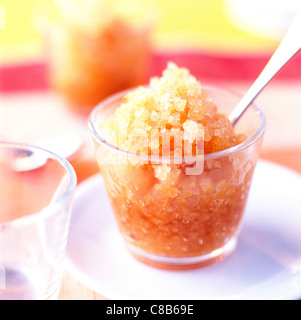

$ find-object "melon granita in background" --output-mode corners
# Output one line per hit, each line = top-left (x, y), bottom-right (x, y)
(47, 0), (152, 116)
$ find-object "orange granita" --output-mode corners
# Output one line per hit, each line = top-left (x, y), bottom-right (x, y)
(48, 0), (151, 115)
(93, 62), (259, 268)
(101, 62), (246, 156)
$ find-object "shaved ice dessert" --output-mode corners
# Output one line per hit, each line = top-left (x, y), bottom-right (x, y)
(89, 63), (265, 269)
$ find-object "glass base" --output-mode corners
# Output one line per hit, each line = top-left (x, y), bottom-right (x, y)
(126, 237), (237, 270)
(0, 267), (61, 300)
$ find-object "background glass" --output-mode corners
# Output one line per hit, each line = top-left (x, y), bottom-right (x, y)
(0, 141), (77, 299)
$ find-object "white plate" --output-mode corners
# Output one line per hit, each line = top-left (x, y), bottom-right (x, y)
(65, 160), (301, 300)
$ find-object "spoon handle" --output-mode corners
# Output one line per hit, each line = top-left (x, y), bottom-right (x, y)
(229, 10), (301, 126)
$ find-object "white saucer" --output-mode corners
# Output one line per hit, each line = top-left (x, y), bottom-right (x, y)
(65, 160), (301, 300)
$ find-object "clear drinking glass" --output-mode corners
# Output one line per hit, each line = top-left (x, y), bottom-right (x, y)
(88, 86), (265, 270)
(0, 141), (77, 299)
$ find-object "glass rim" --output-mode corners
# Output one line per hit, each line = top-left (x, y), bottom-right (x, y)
(88, 85), (266, 162)
(0, 140), (77, 229)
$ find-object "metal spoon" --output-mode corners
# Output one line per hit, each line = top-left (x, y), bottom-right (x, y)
(229, 10), (301, 126)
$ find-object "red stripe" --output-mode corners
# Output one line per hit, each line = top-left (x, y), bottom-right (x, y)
(151, 50), (301, 80)
(1, 50), (300, 92)
(0, 62), (49, 92)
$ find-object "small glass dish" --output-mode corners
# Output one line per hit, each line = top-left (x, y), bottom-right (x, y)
(88, 86), (265, 270)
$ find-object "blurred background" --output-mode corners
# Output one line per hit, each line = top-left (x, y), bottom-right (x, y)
(0, 0), (298, 62)
(0, 0), (300, 182)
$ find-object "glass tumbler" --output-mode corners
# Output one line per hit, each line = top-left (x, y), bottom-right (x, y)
(0, 141), (77, 299)
(88, 86), (265, 270)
